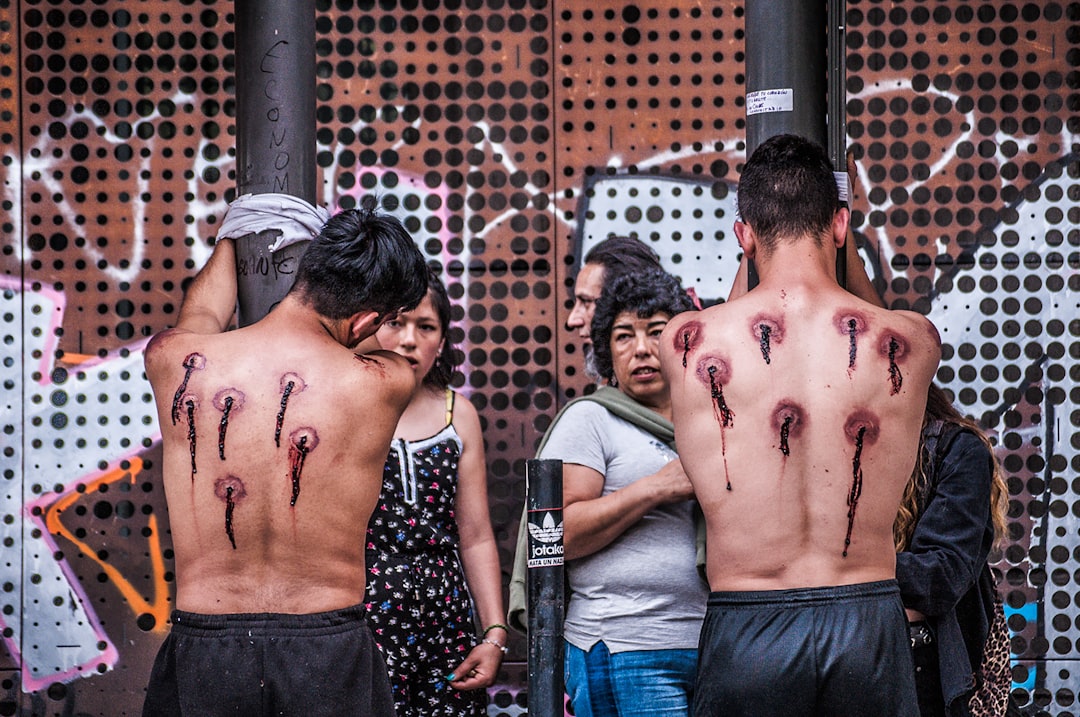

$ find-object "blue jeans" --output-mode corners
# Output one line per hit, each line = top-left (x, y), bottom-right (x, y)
(564, 640), (697, 717)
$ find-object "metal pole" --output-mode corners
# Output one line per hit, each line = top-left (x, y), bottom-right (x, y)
(828, 0), (849, 287)
(525, 459), (565, 717)
(233, 0), (317, 326)
(743, 0), (847, 288)
(745, 0), (828, 159)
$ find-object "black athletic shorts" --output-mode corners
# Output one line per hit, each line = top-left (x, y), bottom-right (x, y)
(143, 604), (395, 716)
(693, 580), (918, 717)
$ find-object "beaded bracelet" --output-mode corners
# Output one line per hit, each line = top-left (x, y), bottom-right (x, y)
(482, 623), (509, 636)
(481, 638), (509, 655)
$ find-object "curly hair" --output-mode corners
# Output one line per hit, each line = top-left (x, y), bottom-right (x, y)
(893, 383), (1009, 552)
(589, 269), (697, 383)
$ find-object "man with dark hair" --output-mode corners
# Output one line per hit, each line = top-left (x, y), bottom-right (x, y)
(142, 201), (428, 716)
(662, 134), (940, 716)
(567, 235), (664, 376)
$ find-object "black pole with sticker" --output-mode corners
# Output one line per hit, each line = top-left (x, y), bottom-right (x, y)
(525, 458), (564, 717)
(743, 0), (847, 289)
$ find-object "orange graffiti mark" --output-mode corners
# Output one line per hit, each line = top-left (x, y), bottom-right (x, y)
(43, 457), (171, 631)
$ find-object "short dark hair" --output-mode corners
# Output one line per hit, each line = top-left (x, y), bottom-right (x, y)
(583, 235), (663, 280)
(737, 134), (840, 251)
(290, 197), (428, 320)
(590, 269), (696, 383)
(422, 266), (456, 390)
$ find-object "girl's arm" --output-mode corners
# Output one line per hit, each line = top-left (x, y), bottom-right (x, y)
(447, 394), (506, 691)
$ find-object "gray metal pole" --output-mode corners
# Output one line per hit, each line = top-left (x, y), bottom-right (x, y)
(233, 0), (317, 326)
(525, 459), (565, 717)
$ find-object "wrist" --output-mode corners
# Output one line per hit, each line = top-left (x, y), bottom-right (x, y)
(482, 623), (509, 638)
(480, 637), (508, 655)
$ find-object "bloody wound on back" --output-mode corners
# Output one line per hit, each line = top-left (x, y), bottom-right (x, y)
(676, 320), (704, 368)
(750, 315), (784, 365)
(842, 410), (880, 557)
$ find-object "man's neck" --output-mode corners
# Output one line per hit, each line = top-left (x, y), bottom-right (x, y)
(755, 237), (838, 289)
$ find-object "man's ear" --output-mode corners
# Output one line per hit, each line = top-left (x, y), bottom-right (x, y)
(832, 207), (850, 249)
(349, 310), (384, 344)
(733, 221), (756, 259)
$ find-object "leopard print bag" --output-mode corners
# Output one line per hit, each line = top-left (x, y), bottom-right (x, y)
(967, 587), (1018, 717)
(921, 422), (1020, 717)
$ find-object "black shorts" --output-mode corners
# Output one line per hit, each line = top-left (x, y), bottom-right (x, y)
(143, 604), (394, 717)
(693, 580), (918, 717)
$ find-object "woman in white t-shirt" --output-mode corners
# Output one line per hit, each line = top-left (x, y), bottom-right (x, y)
(540, 269), (706, 717)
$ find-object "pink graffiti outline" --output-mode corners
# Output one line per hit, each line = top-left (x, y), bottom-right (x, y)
(3, 276), (160, 690)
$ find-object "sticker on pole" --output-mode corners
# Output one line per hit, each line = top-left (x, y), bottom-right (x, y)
(746, 88), (794, 116)
(527, 511), (564, 567)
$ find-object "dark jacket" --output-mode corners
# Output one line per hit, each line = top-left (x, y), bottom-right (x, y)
(895, 423), (997, 717)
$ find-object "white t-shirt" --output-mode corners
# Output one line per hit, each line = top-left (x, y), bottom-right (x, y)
(539, 400), (708, 653)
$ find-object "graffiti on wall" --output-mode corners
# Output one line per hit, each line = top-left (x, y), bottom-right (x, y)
(1, 2), (1077, 715)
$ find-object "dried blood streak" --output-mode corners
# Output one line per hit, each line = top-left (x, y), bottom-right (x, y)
(708, 365), (735, 429)
(887, 337), (903, 394)
(170, 352), (204, 424)
(275, 381), (295, 448)
(224, 486), (236, 548)
(185, 398), (197, 480)
(844, 426), (867, 558)
(771, 402), (804, 458)
(707, 365), (734, 490)
(218, 396), (233, 460)
(841, 411), (879, 557)
(675, 320), (704, 368)
(779, 415), (793, 456)
(214, 476), (246, 550)
(847, 319), (858, 369)
(758, 323), (772, 364)
(287, 428), (319, 506)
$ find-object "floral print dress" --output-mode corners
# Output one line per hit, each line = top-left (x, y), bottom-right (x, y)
(365, 391), (485, 717)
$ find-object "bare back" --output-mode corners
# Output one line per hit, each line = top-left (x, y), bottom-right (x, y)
(145, 309), (413, 614)
(662, 281), (940, 591)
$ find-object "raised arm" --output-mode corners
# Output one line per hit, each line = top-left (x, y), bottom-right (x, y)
(174, 238), (238, 335)
(843, 154), (885, 308)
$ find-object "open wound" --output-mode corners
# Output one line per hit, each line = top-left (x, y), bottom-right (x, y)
(170, 352), (205, 424)
(275, 373), (306, 447)
(842, 411), (880, 557)
(750, 315), (783, 365)
(675, 320), (704, 368)
(772, 402), (804, 457)
(697, 355), (734, 490)
(834, 312), (867, 373)
(213, 388), (245, 460)
(183, 396), (199, 481)
(214, 476), (246, 549)
(353, 353), (386, 374)
(288, 427), (319, 506)
(882, 335), (906, 394)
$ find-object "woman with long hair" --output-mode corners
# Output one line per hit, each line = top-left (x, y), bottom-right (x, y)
(366, 267), (506, 717)
(895, 383), (1015, 717)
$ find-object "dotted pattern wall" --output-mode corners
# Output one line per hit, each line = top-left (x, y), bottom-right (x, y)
(0, 0), (1077, 715)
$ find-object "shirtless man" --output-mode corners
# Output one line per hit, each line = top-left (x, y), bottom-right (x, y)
(661, 134), (941, 717)
(142, 203), (428, 716)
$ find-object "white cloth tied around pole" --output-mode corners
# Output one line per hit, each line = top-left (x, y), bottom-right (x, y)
(216, 193), (332, 253)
